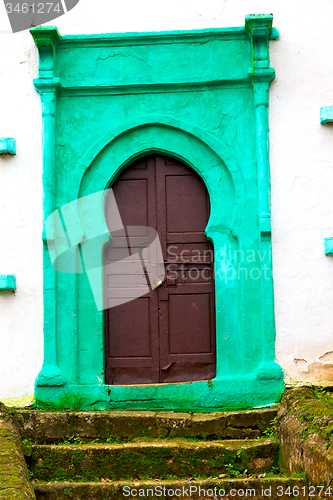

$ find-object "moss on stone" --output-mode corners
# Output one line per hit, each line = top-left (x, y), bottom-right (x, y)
(278, 385), (333, 485)
(0, 404), (36, 499)
(279, 386), (333, 445)
(30, 438), (278, 482)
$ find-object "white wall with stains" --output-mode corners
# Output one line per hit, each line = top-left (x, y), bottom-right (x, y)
(0, 0), (333, 405)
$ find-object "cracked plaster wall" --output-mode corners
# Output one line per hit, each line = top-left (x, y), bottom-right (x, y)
(0, 0), (333, 404)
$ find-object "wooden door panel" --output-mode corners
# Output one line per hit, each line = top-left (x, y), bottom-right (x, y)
(105, 154), (216, 385)
(168, 294), (212, 354)
(166, 174), (209, 233)
(105, 291), (160, 385)
(114, 179), (149, 227)
(156, 155), (216, 384)
(182, 265), (212, 284)
(166, 242), (212, 262)
(105, 157), (159, 385)
(159, 357), (216, 383)
(163, 265), (212, 286)
(107, 297), (152, 358)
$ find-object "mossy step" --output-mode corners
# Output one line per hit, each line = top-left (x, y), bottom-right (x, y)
(30, 438), (278, 482)
(33, 477), (308, 500)
(0, 418), (35, 500)
(19, 408), (277, 444)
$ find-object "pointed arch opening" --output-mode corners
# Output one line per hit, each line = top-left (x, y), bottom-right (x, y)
(104, 154), (216, 385)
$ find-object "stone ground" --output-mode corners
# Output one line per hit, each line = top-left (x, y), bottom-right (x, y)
(2, 387), (333, 499)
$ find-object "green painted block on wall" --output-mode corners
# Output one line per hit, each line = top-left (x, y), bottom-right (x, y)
(324, 238), (333, 255)
(0, 138), (16, 155)
(0, 275), (16, 291)
(320, 107), (333, 124)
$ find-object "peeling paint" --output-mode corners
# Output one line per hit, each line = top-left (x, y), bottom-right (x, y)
(294, 358), (309, 373)
(318, 351), (333, 364)
(294, 354), (333, 383)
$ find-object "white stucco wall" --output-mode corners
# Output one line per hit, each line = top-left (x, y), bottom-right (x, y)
(0, 0), (333, 405)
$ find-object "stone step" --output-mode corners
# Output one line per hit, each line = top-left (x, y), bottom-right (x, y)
(33, 477), (309, 500)
(19, 408), (277, 443)
(30, 438), (278, 482)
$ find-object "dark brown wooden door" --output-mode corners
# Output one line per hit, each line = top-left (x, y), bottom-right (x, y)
(104, 155), (216, 385)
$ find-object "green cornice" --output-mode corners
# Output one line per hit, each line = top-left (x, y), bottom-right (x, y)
(30, 26), (61, 49)
(245, 14), (273, 36)
(59, 80), (251, 97)
(58, 26), (279, 48)
(245, 14), (273, 71)
(30, 27), (61, 83)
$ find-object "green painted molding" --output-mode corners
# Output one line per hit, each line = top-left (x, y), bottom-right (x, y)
(0, 138), (16, 155)
(31, 16), (283, 410)
(320, 106), (333, 124)
(59, 25), (278, 45)
(30, 26), (61, 82)
(245, 15), (273, 68)
(30, 25), (61, 46)
(0, 275), (16, 291)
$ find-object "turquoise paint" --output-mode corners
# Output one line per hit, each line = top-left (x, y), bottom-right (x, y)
(324, 238), (333, 255)
(0, 138), (16, 155)
(31, 27), (66, 388)
(0, 275), (16, 291)
(320, 106), (333, 124)
(245, 15), (282, 382)
(31, 16), (284, 411)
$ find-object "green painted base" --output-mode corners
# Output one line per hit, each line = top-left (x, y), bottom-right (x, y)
(36, 364), (67, 387)
(34, 373), (284, 412)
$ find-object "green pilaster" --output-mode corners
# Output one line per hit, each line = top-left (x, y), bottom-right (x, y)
(246, 15), (283, 382)
(31, 27), (66, 387)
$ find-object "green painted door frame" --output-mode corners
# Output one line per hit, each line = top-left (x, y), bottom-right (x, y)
(31, 15), (284, 411)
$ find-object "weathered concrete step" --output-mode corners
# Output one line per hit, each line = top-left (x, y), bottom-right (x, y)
(19, 408), (278, 443)
(34, 477), (309, 500)
(30, 438), (278, 482)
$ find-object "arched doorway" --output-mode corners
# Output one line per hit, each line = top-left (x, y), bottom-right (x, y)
(104, 154), (216, 385)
